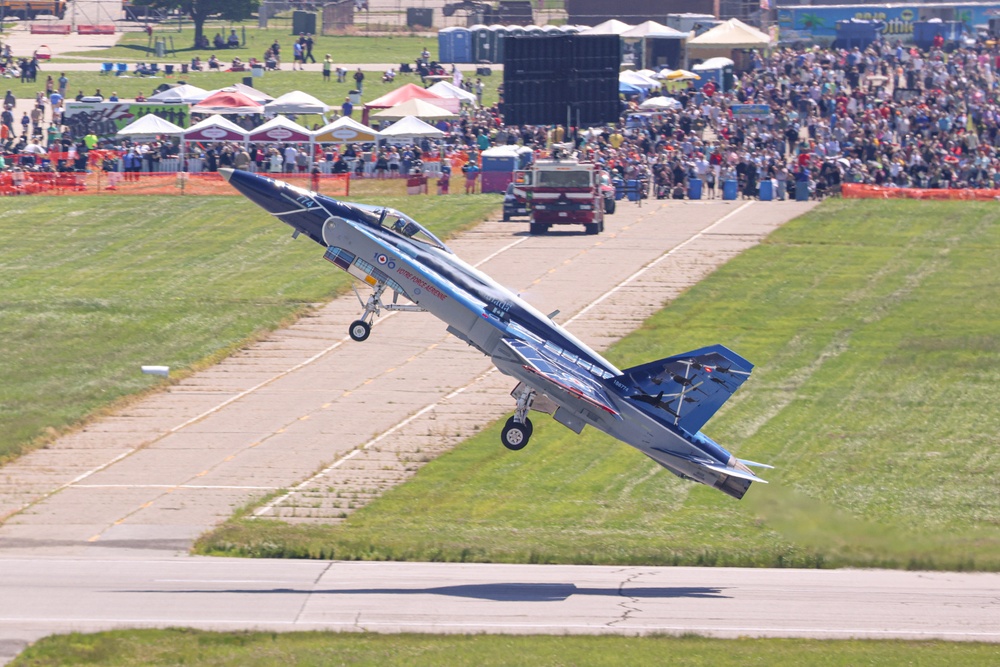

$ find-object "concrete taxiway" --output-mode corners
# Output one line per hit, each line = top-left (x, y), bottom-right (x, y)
(2, 557), (999, 662)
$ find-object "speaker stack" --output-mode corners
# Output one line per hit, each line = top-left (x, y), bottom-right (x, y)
(502, 34), (619, 127)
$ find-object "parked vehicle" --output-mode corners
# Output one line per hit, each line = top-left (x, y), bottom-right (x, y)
(512, 155), (614, 235)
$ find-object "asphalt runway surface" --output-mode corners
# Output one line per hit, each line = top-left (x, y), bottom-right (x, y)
(3, 196), (999, 664)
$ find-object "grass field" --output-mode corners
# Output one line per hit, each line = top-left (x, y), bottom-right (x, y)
(62, 26), (435, 65)
(197, 199), (1000, 571)
(11, 629), (1000, 666)
(0, 193), (501, 464)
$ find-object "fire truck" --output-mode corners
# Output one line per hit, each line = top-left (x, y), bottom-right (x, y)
(512, 152), (615, 235)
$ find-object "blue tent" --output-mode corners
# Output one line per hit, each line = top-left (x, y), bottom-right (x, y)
(619, 81), (643, 95)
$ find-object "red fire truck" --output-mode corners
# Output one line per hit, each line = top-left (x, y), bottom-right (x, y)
(512, 154), (615, 235)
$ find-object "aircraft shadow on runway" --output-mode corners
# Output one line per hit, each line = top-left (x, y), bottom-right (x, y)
(137, 583), (729, 602)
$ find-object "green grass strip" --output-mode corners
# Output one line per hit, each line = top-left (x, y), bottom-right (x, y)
(12, 630), (1000, 666)
(198, 199), (1000, 570)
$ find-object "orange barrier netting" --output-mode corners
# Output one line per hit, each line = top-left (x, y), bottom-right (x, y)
(842, 183), (1000, 201)
(0, 171), (351, 198)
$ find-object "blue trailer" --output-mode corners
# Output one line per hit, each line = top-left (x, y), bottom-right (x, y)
(776, 2), (1000, 44)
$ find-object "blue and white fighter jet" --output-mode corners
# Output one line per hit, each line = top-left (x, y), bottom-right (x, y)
(220, 168), (770, 499)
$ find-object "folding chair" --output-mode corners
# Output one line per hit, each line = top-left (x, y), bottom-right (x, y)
(100, 62), (113, 75)
(164, 64), (174, 77)
(115, 63), (127, 76)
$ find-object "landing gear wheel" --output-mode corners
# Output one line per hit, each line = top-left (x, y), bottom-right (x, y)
(348, 319), (371, 342)
(501, 416), (532, 451)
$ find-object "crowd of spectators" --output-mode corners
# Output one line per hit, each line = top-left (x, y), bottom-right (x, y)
(6, 32), (1000, 199)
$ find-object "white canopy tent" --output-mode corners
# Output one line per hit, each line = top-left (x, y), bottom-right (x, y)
(688, 18), (771, 59)
(426, 81), (478, 105)
(372, 99), (457, 121)
(263, 90), (332, 115)
(378, 115), (445, 141)
(116, 114), (185, 138)
(580, 19), (633, 35)
(146, 84), (209, 104)
(619, 70), (659, 89)
(638, 96), (681, 111)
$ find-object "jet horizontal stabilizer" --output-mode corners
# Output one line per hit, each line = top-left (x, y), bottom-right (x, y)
(623, 344), (754, 433)
(738, 458), (774, 469)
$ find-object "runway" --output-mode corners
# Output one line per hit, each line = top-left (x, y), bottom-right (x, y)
(2, 557), (999, 661)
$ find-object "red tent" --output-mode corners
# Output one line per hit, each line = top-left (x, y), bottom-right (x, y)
(363, 84), (458, 123)
(192, 90), (264, 115)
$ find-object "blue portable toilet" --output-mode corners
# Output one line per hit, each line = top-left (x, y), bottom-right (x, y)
(524, 25), (544, 37)
(833, 19), (882, 51)
(722, 179), (738, 200)
(480, 145), (533, 193)
(913, 20), (964, 51)
(688, 178), (703, 200)
(438, 27), (457, 64)
(451, 27), (472, 63)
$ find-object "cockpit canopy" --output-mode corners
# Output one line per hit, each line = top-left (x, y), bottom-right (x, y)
(348, 203), (451, 252)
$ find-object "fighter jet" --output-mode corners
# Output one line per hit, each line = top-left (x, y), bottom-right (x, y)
(219, 169), (770, 499)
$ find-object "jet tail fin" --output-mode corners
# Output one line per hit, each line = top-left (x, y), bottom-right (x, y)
(621, 344), (753, 433)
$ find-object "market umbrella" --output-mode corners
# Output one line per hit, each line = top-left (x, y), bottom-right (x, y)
(665, 69), (701, 81)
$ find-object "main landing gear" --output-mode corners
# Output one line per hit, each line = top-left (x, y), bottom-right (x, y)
(348, 281), (424, 342)
(501, 384), (536, 451)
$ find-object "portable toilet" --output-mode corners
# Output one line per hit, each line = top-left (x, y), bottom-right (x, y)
(489, 24), (505, 64)
(833, 19), (882, 51)
(523, 25), (544, 37)
(451, 26), (472, 63)
(438, 27), (458, 64)
(470, 24), (492, 63)
(508, 25), (526, 39)
(913, 20), (964, 51)
(541, 24), (561, 35)
(559, 24), (582, 34)
(692, 57), (735, 92)
(480, 145), (534, 193)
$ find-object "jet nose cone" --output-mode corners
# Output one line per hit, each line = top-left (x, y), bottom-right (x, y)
(219, 167), (234, 182)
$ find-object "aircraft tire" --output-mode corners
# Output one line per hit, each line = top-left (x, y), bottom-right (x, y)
(501, 417), (531, 451)
(348, 320), (371, 342)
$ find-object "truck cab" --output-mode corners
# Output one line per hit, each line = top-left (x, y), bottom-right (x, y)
(512, 156), (614, 235)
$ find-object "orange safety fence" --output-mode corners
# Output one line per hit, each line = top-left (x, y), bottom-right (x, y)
(0, 171), (351, 198)
(842, 183), (1000, 201)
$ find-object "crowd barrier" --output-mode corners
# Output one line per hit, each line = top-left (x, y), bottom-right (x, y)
(30, 24), (71, 35)
(842, 183), (1000, 201)
(0, 171), (351, 198)
(77, 25), (116, 35)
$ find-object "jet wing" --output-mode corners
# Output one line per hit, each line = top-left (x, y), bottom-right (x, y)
(500, 338), (621, 419)
(622, 344), (753, 434)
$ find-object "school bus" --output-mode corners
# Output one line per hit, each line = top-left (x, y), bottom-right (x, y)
(0, 0), (68, 20)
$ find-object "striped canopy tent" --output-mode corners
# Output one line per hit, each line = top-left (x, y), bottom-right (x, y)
(312, 116), (380, 144)
(247, 115), (313, 143)
(426, 81), (478, 106)
(183, 114), (248, 142)
(247, 115), (315, 161)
